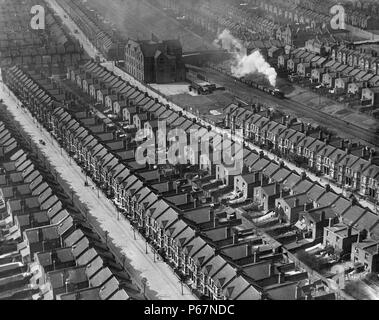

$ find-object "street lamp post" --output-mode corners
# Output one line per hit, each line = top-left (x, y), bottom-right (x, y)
(142, 277), (147, 297)
(179, 279), (184, 295)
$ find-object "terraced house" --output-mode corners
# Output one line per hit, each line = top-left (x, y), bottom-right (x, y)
(222, 101), (379, 204)
(5, 59), (354, 299)
(0, 118), (138, 300)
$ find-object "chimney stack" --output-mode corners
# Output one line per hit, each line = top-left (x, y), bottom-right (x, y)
(278, 272), (284, 284)
(275, 183), (280, 195)
(233, 230), (239, 245)
(328, 217), (333, 227)
(246, 242), (253, 256)
(295, 284), (301, 300)
(320, 211), (325, 222)
(268, 263), (274, 277)
(294, 198), (299, 207)
(361, 147), (366, 159)
(225, 227), (232, 239)
(347, 226), (352, 238)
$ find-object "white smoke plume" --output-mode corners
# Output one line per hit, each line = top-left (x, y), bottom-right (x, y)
(215, 29), (277, 87)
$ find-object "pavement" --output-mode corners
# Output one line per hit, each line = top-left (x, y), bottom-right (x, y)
(46, 0), (106, 61)
(46, 0), (379, 270)
(0, 80), (196, 300)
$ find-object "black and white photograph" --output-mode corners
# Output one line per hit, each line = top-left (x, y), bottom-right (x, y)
(0, 0), (379, 306)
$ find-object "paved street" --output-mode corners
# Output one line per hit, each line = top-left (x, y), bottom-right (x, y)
(0, 81), (196, 300)
(46, 0), (379, 216)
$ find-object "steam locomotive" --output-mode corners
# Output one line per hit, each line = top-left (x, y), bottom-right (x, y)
(236, 76), (285, 99)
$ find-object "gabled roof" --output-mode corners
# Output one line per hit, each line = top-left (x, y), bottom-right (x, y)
(222, 276), (256, 300)
(292, 180), (314, 195)
(270, 168), (292, 183)
(342, 205), (367, 226)
(250, 158), (270, 172)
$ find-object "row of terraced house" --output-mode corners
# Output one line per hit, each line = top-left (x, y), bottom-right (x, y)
(1, 60), (345, 300)
(9, 56), (379, 295)
(279, 44), (379, 109)
(223, 102), (379, 205)
(0, 115), (138, 300)
(57, 0), (126, 61)
(0, 0), (85, 68)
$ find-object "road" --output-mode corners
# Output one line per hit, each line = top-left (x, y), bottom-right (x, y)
(47, 0), (379, 214)
(0, 81), (196, 300)
(46, 0), (106, 61)
(49, 0), (379, 150)
(203, 67), (379, 149)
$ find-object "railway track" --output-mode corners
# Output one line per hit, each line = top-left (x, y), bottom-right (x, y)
(204, 67), (379, 149)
